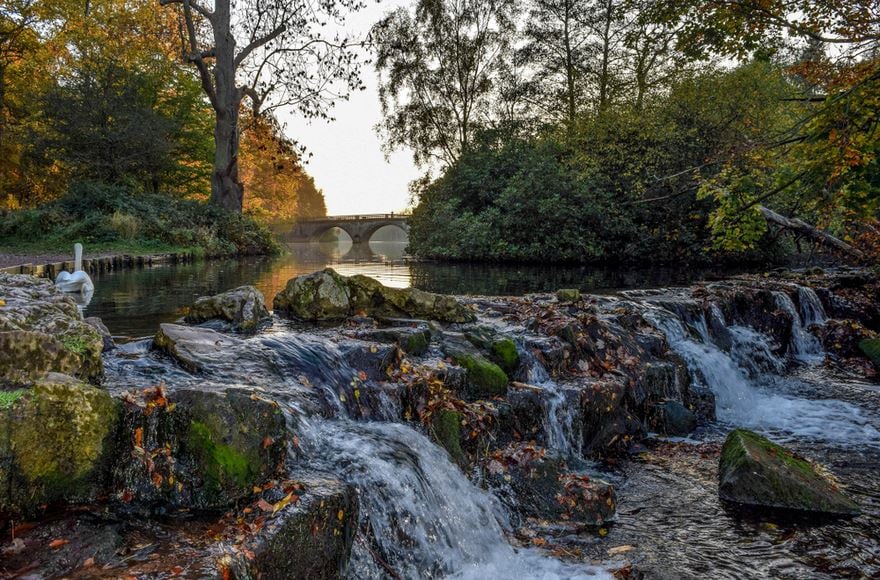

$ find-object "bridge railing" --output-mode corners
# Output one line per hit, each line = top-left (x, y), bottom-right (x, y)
(297, 213), (411, 222)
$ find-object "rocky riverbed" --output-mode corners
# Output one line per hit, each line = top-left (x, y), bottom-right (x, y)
(1, 268), (878, 578)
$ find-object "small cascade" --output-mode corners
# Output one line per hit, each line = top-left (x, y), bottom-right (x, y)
(797, 285), (828, 327)
(773, 291), (823, 362)
(300, 419), (609, 580)
(520, 347), (582, 456)
(646, 305), (880, 446)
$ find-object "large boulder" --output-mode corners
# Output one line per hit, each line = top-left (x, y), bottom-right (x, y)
(114, 387), (288, 510)
(718, 429), (860, 515)
(0, 376), (120, 519)
(273, 268), (352, 321)
(154, 323), (245, 373)
(273, 269), (475, 323)
(0, 273), (103, 383)
(185, 285), (271, 331)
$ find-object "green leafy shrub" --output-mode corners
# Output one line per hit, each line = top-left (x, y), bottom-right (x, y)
(0, 182), (278, 256)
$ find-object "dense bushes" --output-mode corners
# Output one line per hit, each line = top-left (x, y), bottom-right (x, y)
(0, 183), (278, 256)
(408, 64), (796, 265)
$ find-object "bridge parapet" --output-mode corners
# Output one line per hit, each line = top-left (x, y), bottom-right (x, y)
(283, 214), (411, 243)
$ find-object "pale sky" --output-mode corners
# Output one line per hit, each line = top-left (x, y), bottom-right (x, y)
(279, 0), (419, 216)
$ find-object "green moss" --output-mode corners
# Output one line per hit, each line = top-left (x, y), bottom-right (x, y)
(452, 352), (508, 398)
(858, 338), (880, 366)
(4, 381), (118, 508)
(556, 288), (581, 302)
(432, 409), (465, 466)
(187, 420), (255, 490)
(404, 331), (431, 355)
(719, 429), (859, 514)
(59, 333), (92, 355)
(490, 338), (520, 374)
(0, 389), (25, 409)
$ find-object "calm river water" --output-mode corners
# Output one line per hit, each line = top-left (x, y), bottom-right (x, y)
(85, 240), (739, 336)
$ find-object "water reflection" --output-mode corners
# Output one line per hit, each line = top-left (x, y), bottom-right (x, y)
(84, 241), (742, 336)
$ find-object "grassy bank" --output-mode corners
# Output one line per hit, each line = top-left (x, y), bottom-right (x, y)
(0, 183), (279, 257)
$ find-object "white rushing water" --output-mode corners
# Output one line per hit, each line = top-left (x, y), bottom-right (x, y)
(300, 419), (610, 580)
(797, 285), (828, 327)
(773, 291), (824, 362)
(521, 347), (582, 456)
(647, 307), (880, 447)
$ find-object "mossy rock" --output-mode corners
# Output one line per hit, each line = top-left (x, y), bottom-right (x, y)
(273, 268), (351, 321)
(113, 388), (287, 510)
(432, 409), (465, 466)
(0, 377), (120, 518)
(858, 338), (880, 366)
(359, 327), (432, 356)
(185, 285), (271, 331)
(273, 270), (474, 324)
(449, 351), (508, 398)
(0, 274), (103, 382)
(718, 429), (859, 515)
(490, 338), (520, 374)
(556, 288), (581, 302)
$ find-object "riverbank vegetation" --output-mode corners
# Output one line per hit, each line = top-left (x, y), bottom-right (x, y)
(376, 0), (879, 264)
(0, 0), (340, 256)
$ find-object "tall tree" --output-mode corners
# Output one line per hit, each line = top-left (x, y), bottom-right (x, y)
(161, 0), (365, 212)
(374, 0), (516, 168)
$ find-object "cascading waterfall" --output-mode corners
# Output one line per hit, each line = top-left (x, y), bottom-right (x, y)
(260, 332), (608, 578)
(797, 285), (828, 327)
(299, 419), (608, 580)
(646, 306), (880, 446)
(520, 347), (581, 456)
(773, 291), (823, 362)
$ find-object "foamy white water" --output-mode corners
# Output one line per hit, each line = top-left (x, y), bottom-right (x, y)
(647, 308), (880, 447)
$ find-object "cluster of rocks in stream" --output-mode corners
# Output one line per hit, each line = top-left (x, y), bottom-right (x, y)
(1, 267), (876, 577)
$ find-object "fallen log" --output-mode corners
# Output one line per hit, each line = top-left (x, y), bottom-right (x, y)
(759, 206), (866, 262)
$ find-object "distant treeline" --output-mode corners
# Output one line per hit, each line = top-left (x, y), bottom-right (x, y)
(374, 0), (879, 264)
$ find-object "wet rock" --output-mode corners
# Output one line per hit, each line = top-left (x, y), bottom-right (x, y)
(432, 409), (466, 466)
(273, 268), (352, 321)
(485, 445), (615, 527)
(185, 285), (271, 331)
(718, 429), (860, 515)
(339, 341), (399, 381)
(0, 376), (120, 519)
(556, 288), (581, 302)
(154, 323), (245, 373)
(273, 269), (475, 323)
(442, 335), (508, 398)
(647, 400), (697, 436)
(858, 337), (880, 366)
(495, 386), (545, 445)
(0, 273), (103, 382)
(225, 474), (357, 579)
(347, 273), (475, 323)
(85, 316), (115, 351)
(356, 326), (432, 356)
(114, 387), (287, 511)
(579, 378), (645, 458)
(1, 475), (357, 579)
(464, 328), (521, 374)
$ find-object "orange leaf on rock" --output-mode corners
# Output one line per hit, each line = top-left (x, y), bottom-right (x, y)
(49, 538), (68, 549)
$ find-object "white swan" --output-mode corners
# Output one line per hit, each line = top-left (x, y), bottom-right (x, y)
(55, 243), (95, 294)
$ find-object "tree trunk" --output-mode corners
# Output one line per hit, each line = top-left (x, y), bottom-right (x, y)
(759, 206), (866, 262)
(211, 105), (244, 212)
(208, 0), (244, 213)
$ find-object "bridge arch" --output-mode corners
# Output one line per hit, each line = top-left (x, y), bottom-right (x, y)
(290, 214), (411, 244)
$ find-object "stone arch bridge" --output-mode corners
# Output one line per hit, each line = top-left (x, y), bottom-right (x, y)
(286, 214), (410, 244)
